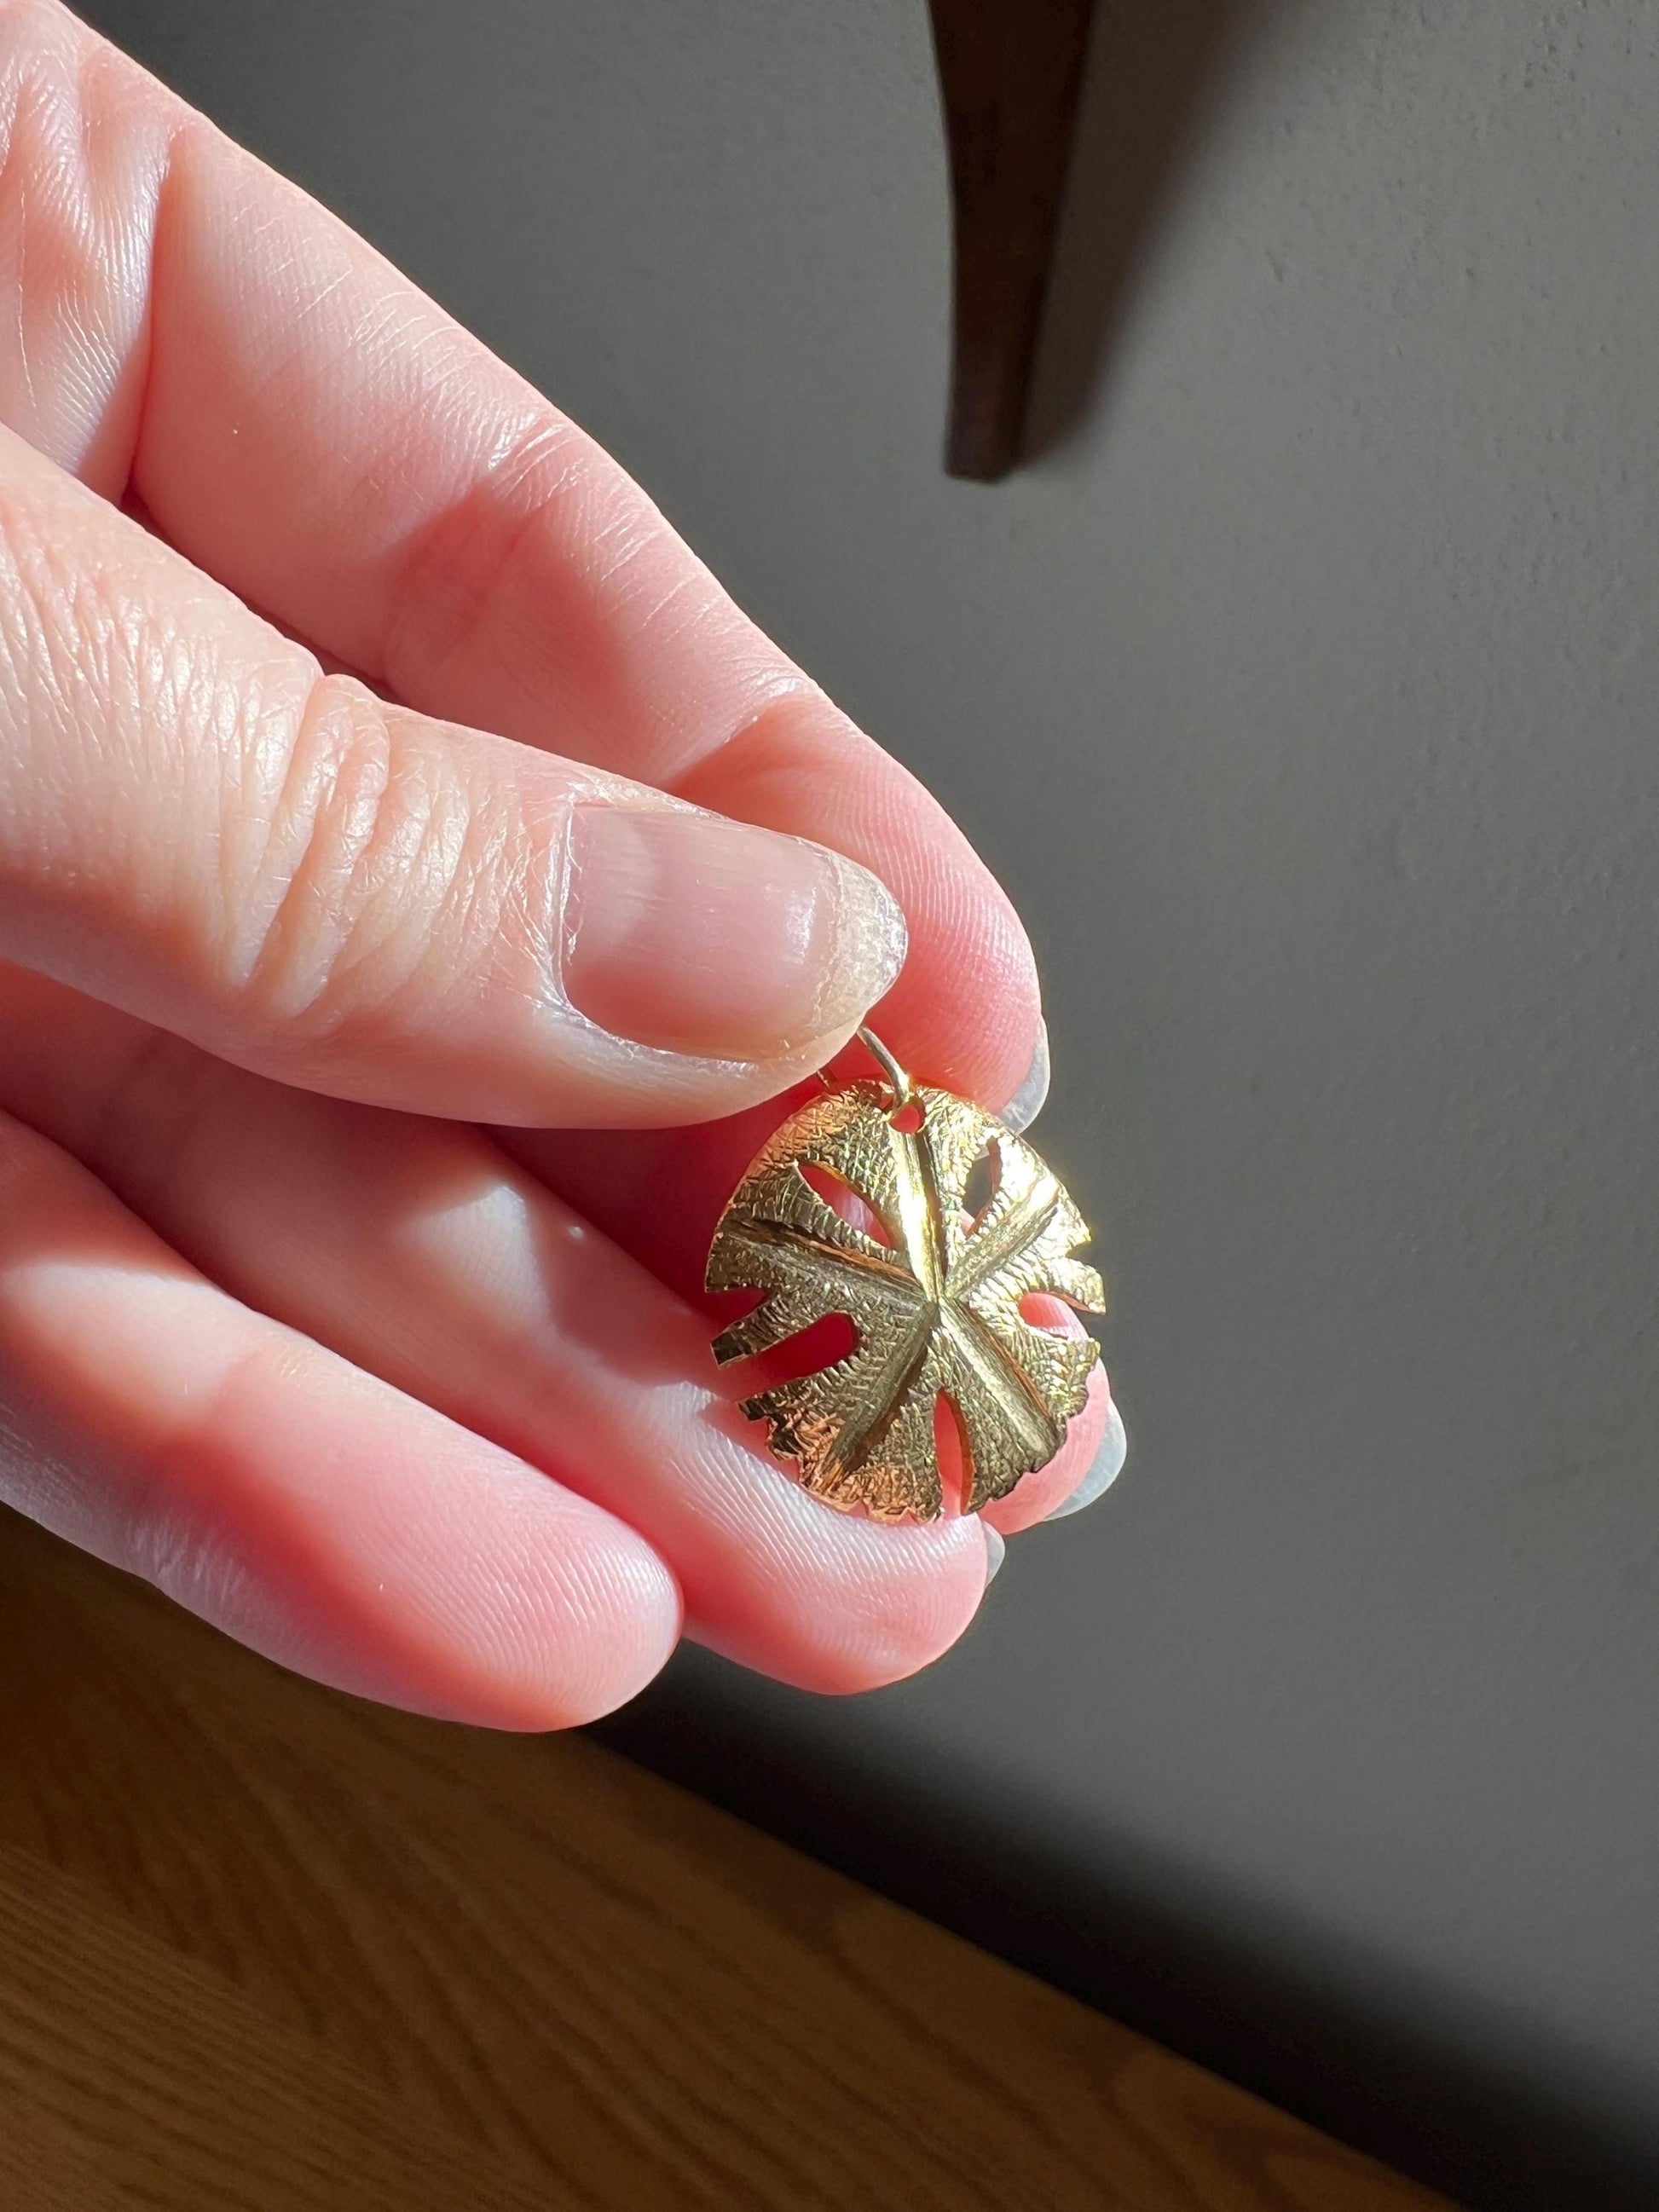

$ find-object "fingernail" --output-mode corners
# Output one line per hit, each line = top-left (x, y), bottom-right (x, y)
(564, 806), (907, 1060)
(1001, 1017), (1050, 1134)
(982, 1524), (1006, 1583)
(1044, 1400), (1128, 1521)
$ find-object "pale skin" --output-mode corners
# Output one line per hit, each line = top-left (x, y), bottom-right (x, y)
(0, 0), (1116, 1728)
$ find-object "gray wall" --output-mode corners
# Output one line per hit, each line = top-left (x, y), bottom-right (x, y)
(80, 2), (1659, 2203)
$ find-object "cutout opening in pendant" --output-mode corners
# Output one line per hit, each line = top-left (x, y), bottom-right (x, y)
(746, 1309), (861, 1392)
(962, 1139), (1002, 1230)
(934, 1391), (974, 1517)
(799, 1160), (894, 1246)
(1020, 1290), (1084, 1335)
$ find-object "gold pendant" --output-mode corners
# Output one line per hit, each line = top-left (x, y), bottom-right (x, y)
(706, 1028), (1105, 1522)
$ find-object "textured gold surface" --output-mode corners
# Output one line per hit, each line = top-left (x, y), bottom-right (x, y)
(706, 1080), (1105, 1521)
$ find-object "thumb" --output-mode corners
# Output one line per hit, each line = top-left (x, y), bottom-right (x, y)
(0, 429), (905, 1124)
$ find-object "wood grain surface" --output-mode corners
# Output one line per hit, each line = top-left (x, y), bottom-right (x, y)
(0, 1507), (1459, 2212)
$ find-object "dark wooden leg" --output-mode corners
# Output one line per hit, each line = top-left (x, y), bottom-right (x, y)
(925, 0), (1098, 480)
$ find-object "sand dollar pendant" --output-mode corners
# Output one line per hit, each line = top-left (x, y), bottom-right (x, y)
(706, 1028), (1105, 1522)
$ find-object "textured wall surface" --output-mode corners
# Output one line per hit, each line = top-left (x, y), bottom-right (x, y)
(78, 3), (1659, 2204)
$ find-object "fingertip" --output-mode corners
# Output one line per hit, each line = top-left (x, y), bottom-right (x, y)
(1042, 1397), (1129, 1526)
(675, 696), (1042, 1112)
(999, 1016), (1051, 1134)
(870, 850), (1041, 1111)
(141, 1347), (687, 1733)
(691, 1496), (987, 1695)
(431, 1501), (686, 1732)
(563, 801), (907, 1066)
(980, 1364), (1117, 1537)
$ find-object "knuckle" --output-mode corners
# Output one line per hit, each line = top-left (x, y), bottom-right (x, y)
(235, 673), (512, 1048)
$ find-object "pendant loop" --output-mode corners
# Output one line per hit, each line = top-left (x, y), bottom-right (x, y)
(855, 1025), (914, 1118)
(812, 1025), (914, 1113)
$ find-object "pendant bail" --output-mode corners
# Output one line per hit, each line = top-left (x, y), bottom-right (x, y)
(855, 1025), (914, 1118)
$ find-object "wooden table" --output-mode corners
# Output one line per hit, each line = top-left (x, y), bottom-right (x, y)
(0, 1510), (1457, 2211)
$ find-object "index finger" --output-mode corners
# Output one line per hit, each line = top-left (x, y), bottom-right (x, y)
(1, 1), (1039, 1106)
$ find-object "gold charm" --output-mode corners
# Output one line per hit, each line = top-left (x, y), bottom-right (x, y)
(706, 1029), (1105, 1522)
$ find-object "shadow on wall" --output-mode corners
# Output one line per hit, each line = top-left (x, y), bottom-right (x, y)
(1025, 0), (1286, 463)
(601, 8), (1655, 2209)
(595, 1665), (1658, 2212)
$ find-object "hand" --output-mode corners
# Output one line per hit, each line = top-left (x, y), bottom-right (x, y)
(0, 0), (1118, 1727)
